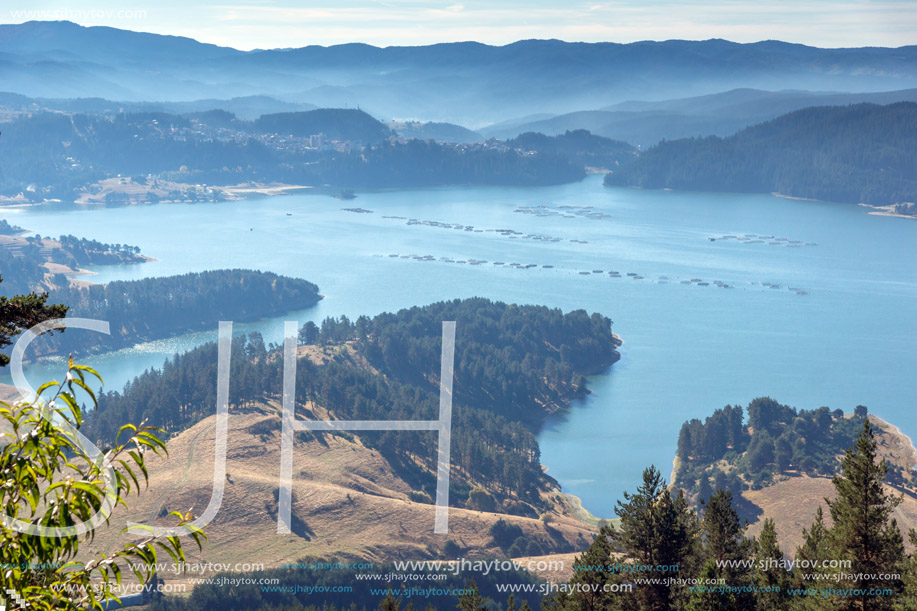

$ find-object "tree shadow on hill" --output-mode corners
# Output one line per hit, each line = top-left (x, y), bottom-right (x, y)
(267, 489), (315, 540)
(734, 495), (764, 526)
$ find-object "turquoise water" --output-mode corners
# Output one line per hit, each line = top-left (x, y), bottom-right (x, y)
(2, 175), (915, 517)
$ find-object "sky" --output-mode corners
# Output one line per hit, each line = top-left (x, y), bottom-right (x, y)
(3, 0), (917, 50)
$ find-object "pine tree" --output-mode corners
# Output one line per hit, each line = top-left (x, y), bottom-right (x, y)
(792, 507), (833, 611)
(827, 419), (905, 610)
(380, 595), (401, 611)
(552, 523), (618, 610)
(506, 593), (517, 611)
(797, 507), (829, 567)
(686, 489), (754, 611)
(893, 529), (917, 611)
(0, 274), (68, 365)
(752, 519), (790, 610)
(457, 579), (487, 611)
(701, 490), (748, 565)
(612, 466), (699, 610)
(686, 560), (737, 611)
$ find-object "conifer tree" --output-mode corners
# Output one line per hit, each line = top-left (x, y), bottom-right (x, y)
(551, 523), (619, 610)
(612, 466), (699, 610)
(701, 490), (748, 566)
(380, 594), (401, 611)
(506, 593), (517, 611)
(827, 419), (905, 610)
(457, 579), (487, 611)
(686, 561), (737, 611)
(686, 489), (754, 611)
(893, 530), (917, 611)
(752, 518), (790, 610)
(792, 507), (834, 611)
(0, 274), (68, 366)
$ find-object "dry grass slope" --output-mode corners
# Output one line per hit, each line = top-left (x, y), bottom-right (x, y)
(83, 403), (596, 580)
(742, 415), (917, 553)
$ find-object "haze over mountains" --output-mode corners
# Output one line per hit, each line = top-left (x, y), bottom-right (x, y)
(3, 20), (917, 125)
(484, 88), (917, 147)
(2, 20), (917, 207)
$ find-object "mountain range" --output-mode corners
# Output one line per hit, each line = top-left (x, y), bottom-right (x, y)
(2, 21), (917, 124)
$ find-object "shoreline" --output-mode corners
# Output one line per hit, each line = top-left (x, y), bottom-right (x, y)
(540, 333), (624, 527)
(772, 192), (822, 203)
(555, 492), (616, 529)
(540, 339), (622, 418)
(870, 414), (917, 470)
(219, 183), (312, 200)
(858, 203), (917, 220)
(3, 180), (316, 207)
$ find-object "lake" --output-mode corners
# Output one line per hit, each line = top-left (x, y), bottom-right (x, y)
(2, 174), (915, 517)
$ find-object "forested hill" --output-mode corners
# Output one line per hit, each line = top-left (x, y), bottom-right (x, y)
(0, 111), (585, 198)
(505, 129), (636, 170)
(86, 298), (620, 516)
(673, 397), (915, 502)
(313, 139), (585, 187)
(40, 270), (321, 356)
(252, 109), (392, 144)
(346, 298), (620, 424)
(604, 102), (917, 206)
(0, 233), (147, 297)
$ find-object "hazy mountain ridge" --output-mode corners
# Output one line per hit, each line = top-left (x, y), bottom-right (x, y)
(0, 92), (317, 120)
(485, 88), (917, 145)
(2, 21), (917, 123)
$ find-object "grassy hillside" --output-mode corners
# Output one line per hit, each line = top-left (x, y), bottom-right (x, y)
(86, 299), (621, 520)
(84, 403), (596, 580)
(673, 398), (917, 552)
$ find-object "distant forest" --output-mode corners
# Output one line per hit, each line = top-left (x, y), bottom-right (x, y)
(300, 139), (585, 187)
(253, 109), (393, 143)
(52, 234), (145, 266)
(0, 109), (590, 198)
(506, 129), (636, 170)
(605, 102), (917, 206)
(86, 298), (620, 516)
(6, 102), (915, 202)
(43, 270), (321, 356)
